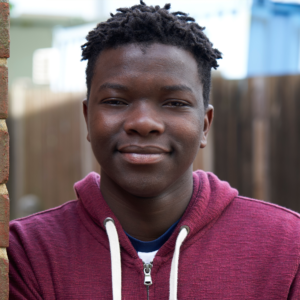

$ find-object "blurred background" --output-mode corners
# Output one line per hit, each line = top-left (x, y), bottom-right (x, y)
(7, 0), (300, 219)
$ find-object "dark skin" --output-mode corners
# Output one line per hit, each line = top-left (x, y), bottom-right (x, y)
(83, 43), (213, 241)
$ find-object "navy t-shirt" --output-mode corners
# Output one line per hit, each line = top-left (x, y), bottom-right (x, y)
(125, 220), (180, 253)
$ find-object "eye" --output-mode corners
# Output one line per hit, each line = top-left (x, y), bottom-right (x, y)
(163, 100), (190, 107)
(102, 99), (127, 106)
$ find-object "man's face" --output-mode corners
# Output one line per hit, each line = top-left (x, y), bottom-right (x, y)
(84, 43), (213, 197)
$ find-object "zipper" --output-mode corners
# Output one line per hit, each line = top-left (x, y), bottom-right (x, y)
(143, 262), (153, 300)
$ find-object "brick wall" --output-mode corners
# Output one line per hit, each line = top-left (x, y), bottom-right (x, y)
(0, 0), (9, 299)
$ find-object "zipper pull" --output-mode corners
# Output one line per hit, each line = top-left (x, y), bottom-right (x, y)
(143, 262), (153, 286)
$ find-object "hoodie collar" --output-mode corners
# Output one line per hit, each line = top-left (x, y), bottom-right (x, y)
(74, 171), (238, 258)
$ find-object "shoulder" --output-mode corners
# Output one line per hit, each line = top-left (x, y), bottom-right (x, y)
(10, 199), (79, 224)
(232, 196), (300, 222)
(225, 196), (300, 245)
(9, 200), (80, 242)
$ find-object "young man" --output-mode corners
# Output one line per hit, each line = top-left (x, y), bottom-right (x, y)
(8, 2), (300, 299)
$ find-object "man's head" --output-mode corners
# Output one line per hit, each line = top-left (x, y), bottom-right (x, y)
(82, 2), (221, 198)
(81, 1), (221, 108)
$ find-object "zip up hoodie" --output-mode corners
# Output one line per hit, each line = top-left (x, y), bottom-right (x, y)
(8, 171), (300, 299)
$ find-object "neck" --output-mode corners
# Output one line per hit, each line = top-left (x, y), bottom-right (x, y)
(100, 168), (193, 241)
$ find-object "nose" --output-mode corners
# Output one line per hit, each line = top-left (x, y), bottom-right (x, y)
(123, 101), (165, 136)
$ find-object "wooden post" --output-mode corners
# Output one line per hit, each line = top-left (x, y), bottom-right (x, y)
(0, 0), (10, 298)
(251, 77), (270, 202)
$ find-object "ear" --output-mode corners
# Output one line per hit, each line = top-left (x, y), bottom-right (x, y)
(83, 99), (91, 142)
(200, 104), (214, 149)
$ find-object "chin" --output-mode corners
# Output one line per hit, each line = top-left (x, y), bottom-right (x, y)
(118, 176), (170, 198)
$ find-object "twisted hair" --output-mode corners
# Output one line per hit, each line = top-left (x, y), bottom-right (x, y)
(81, 1), (222, 107)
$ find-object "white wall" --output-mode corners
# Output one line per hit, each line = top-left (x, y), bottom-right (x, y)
(48, 0), (252, 92)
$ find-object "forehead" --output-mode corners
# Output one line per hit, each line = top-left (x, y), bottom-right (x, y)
(91, 43), (202, 90)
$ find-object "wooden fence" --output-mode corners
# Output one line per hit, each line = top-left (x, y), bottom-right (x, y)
(8, 85), (99, 219)
(212, 75), (300, 212)
(7, 74), (300, 218)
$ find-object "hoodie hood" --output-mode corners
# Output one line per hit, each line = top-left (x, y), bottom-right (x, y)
(74, 170), (238, 258)
(74, 170), (238, 300)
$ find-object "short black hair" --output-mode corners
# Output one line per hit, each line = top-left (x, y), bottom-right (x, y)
(81, 1), (222, 108)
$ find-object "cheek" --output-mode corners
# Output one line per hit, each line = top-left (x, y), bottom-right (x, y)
(88, 113), (120, 150)
(170, 117), (202, 157)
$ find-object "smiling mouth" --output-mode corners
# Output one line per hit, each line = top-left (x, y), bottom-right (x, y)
(118, 145), (170, 164)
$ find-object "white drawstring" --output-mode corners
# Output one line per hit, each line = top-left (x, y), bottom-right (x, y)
(104, 218), (122, 300)
(105, 218), (189, 300)
(169, 226), (189, 300)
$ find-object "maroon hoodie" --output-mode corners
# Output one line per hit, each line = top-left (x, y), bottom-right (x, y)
(8, 171), (300, 299)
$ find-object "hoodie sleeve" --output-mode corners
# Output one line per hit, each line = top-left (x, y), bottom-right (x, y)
(288, 264), (300, 300)
(8, 224), (43, 300)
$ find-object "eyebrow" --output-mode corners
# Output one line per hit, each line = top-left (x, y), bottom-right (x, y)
(99, 83), (129, 91)
(161, 84), (193, 93)
(98, 83), (193, 93)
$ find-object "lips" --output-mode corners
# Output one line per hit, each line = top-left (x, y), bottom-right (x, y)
(118, 145), (170, 164)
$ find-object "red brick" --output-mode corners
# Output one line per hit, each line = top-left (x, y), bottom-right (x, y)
(0, 2), (10, 58)
(0, 249), (9, 300)
(0, 122), (9, 184)
(0, 194), (9, 247)
(0, 65), (8, 118)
